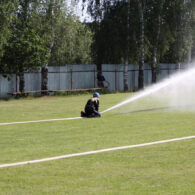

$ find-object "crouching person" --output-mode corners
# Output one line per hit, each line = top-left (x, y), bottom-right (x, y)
(81, 92), (101, 118)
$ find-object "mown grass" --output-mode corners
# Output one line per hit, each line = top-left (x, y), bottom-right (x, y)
(0, 93), (194, 195)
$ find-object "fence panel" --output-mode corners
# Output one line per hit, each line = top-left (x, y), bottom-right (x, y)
(0, 64), (188, 98)
(0, 74), (16, 98)
(25, 72), (41, 91)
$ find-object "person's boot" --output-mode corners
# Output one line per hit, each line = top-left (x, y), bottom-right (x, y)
(81, 111), (86, 117)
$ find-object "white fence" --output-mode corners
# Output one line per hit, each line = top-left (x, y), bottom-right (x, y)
(0, 63), (188, 98)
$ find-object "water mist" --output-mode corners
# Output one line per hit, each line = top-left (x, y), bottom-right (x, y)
(102, 64), (195, 114)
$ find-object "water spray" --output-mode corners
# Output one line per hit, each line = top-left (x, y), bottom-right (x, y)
(101, 65), (195, 114)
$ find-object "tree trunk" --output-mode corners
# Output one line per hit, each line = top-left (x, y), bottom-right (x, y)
(124, 60), (128, 91)
(151, 65), (157, 83)
(124, 0), (130, 91)
(18, 0), (28, 94)
(152, 15), (161, 83)
(19, 71), (25, 93)
(188, 33), (192, 64)
(41, 0), (55, 95)
(138, 0), (145, 90)
(176, 62), (181, 71)
(41, 66), (48, 94)
(138, 63), (144, 89)
(187, 0), (192, 65)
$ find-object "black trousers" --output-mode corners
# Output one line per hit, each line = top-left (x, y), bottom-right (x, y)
(85, 106), (101, 117)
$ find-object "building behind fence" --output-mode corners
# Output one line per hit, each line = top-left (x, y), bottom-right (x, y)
(0, 63), (188, 98)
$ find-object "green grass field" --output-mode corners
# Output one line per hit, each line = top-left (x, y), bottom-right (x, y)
(0, 93), (194, 195)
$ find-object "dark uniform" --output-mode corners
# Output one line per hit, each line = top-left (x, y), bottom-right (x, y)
(81, 97), (101, 117)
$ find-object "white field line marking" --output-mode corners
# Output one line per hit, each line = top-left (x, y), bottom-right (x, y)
(0, 135), (194, 169)
(0, 110), (105, 126)
(0, 117), (82, 126)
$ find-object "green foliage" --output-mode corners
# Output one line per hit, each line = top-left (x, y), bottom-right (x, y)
(1, 24), (49, 74)
(89, 1), (140, 65)
(1, 0), (194, 75)
(49, 16), (93, 65)
(0, 1), (17, 60)
(84, 0), (195, 64)
(0, 0), (93, 75)
(98, 1), (129, 64)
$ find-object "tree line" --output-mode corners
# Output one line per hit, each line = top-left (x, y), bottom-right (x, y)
(0, 0), (93, 92)
(84, 0), (195, 90)
(0, 0), (194, 92)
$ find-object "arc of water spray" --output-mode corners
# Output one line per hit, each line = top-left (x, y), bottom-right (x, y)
(101, 67), (195, 114)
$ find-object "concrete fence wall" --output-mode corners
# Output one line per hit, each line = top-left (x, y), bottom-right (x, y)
(0, 63), (188, 98)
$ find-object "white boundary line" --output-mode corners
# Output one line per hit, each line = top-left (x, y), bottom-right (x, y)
(0, 110), (107, 126)
(0, 135), (194, 169)
(0, 109), (107, 126)
(0, 117), (82, 126)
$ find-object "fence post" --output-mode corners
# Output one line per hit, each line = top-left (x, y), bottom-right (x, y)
(70, 69), (72, 90)
(132, 70), (135, 91)
(94, 69), (96, 88)
(115, 68), (117, 91)
(16, 74), (18, 92)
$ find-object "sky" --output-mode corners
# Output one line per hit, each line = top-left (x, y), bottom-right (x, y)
(67, 0), (91, 22)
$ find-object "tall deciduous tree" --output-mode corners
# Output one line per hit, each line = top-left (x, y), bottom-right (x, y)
(146, 0), (167, 83)
(48, 16), (93, 66)
(163, 1), (194, 64)
(124, 0), (130, 91)
(38, 0), (93, 93)
(40, 0), (56, 93)
(184, 0), (194, 63)
(1, 0), (49, 92)
(191, 0), (195, 61)
(83, 0), (138, 91)
(0, 1), (16, 63)
(137, 0), (146, 89)
(168, 0), (193, 68)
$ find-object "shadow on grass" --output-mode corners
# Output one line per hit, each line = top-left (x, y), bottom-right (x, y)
(116, 105), (195, 115)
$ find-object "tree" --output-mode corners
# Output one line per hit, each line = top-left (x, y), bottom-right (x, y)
(124, 0), (130, 91)
(1, 0), (93, 93)
(146, 0), (169, 83)
(83, 0), (140, 91)
(37, 0), (93, 93)
(1, 0), (49, 92)
(81, 0), (195, 89)
(40, 0), (57, 93)
(2, 27), (48, 92)
(48, 16), (93, 66)
(185, 0), (194, 63)
(96, 1), (129, 64)
(0, 1), (16, 63)
(191, 0), (195, 61)
(166, 0), (194, 67)
(137, 0), (147, 90)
